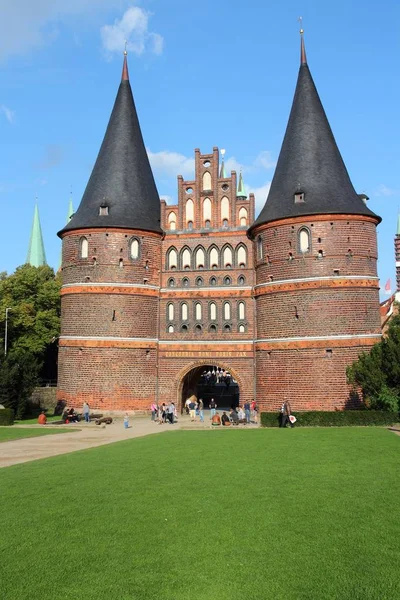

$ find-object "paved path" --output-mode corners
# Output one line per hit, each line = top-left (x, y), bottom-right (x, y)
(0, 418), (181, 469)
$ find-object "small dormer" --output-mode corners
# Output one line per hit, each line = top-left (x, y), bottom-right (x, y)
(294, 191), (305, 204)
(99, 201), (109, 216)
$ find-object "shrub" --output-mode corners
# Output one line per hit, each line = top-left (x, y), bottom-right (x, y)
(260, 410), (399, 428)
(0, 408), (15, 426)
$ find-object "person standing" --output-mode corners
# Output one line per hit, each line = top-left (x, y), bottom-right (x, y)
(198, 398), (204, 422)
(244, 400), (251, 424)
(124, 412), (130, 429)
(168, 402), (175, 424)
(209, 398), (217, 419)
(151, 402), (157, 421)
(280, 400), (293, 428)
(189, 398), (196, 421)
(82, 401), (90, 423)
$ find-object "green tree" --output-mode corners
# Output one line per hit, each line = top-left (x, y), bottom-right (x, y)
(0, 265), (61, 416)
(347, 312), (400, 411)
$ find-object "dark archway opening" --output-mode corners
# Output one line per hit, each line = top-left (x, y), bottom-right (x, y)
(181, 365), (239, 413)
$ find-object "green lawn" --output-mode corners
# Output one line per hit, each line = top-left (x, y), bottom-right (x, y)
(0, 428), (399, 600)
(0, 427), (75, 442)
(14, 415), (61, 425)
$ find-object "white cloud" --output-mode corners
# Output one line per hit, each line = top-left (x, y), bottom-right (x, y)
(0, 1), (125, 62)
(248, 181), (272, 216)
(147, 149), (195, 178)
(254, 150), (276, 170)
(375, 184), (398, 198)
(101, 7), (163, 56)
(0, 104), (15, 123)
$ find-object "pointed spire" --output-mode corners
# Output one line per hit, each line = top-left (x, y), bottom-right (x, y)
(67, 193), (74, 222)
(397, 214), (400, 236)
(220, 148), (226, 178)
(27, 203), (47, 267)
(250, 39), (379, 233)
(122, 43), (129, 81)
(59, 50), (161, 237)
(299, 17), (307, 65)
(237, 170), (247, 198)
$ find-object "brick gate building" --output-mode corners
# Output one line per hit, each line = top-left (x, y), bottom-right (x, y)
(57, 36), (382, 413)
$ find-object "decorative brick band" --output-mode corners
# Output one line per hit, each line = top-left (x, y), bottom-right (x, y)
(254, 276), (379, 296)
(61, 285), (159, 297)
(255, 333), (381, 350)
(250, 213), (379, 237)
(59, 336), (158, 349)
(160, 287), (253, 299)
(60, 227), (163, 239)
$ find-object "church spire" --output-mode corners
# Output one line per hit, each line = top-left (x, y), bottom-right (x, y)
(237, 170), (247, 198)
(397, 213), (400, 236)
(58, 50), (162, 237)
(250, 34), (379, 232)
(27, 203), (47, 267)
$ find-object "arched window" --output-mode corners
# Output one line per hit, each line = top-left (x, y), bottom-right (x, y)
(187, 221), (193, 231)
(257, 236), (263, 260)
(202, 171), (211, 190)
(224, 324), (231, 333)
(239, 324), (245, 333)
(223, 302), (231, 320)
(182, 248), (191, 270)
(224, 276), (231, 285)
(210, 302), (217, 321)
(210, 277), (217, 286)
(223, 246), (233, 268)
(80, 236), (88, 259)
(210, 247), (219, 269)
(168, 325), (174, 333)
(181, 324), (188, 332)
(186, 199), (194, 224)
(195, 247), (205, 269)
(181, 303), (188, 321)
(168, 248), (178, 270)
(239, 207), (248, 227)
(238, 302), (245, 320)
(210, 324), (217, 333)
(203, 198), (212, 224)
(168, 211), (176, 231)
(222, 219), (228, 228)
(196, 277), (203, 286)
(205, 219), (211, 229)
(238, 275), (245, 285)
(182, 277), (189, 287)
(195, 324), (202, 333)
(221, 196), (230, 223)
(299, 227), (311, 253)
(195, 303), (202, 320)
(237, 245), (247, 267)
(167, 303), (174, 321)
(167, 278), (175, 287)
(130, 238), (139, 260)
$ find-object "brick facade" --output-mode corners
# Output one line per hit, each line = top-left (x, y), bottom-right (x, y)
(58, 148), (381, 413)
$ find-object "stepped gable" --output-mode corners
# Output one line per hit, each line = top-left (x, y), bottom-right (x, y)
(249, 36), (380, 233)
(58, 53), (162, 237)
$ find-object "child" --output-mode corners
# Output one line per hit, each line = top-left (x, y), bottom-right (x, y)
(124, 412), (129, 429)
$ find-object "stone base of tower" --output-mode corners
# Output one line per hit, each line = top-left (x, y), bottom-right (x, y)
(255, 344), (378, 412)
(57, 346), (157, 411)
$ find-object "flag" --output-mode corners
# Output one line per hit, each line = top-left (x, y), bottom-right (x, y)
(384, 278), (392, 295)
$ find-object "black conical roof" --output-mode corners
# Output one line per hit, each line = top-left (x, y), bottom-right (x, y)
(250, 41), (379, 234)
(58, 55), (162, 237)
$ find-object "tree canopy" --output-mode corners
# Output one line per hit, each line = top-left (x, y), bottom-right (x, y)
(347, 312), (400, 411)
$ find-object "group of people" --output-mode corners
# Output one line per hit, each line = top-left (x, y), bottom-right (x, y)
(151, 402), (177, 425)
(210, 402), (258, 427)
(201, 368), (232, 388)
(61, 402), (91, 424)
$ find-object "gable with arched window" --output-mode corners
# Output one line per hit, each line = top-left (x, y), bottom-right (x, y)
(222, 245), (233, 268)
(202, 171), (211, 190)
(79, 236), (88, 259)
(195, 247), (205, 269)
(203, 197), (212, 225)
(209, 246), (219, 269)
(129, 237), (140, 260)
(168, 211), (176, 231)
(220, 196), (230, 224)
(238, 207), (248, 227)
(167, 247), (178, 270)
(186, 199), (194, 225)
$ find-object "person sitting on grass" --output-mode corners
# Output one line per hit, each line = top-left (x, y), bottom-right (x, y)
(221, 412), (231, 427)
(37, 411), (47, 425)
(211, 412), (221, 427)
(230, 408), (239, 425)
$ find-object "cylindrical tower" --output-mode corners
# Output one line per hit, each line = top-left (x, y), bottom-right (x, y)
(57, 53), (163, 411)
(248, 34), (381, 412)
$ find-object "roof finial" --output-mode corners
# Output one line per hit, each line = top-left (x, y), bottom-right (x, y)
(298, 17), (307, 65)
(122, 41), (129, 81)
(220, 148), (226, 178)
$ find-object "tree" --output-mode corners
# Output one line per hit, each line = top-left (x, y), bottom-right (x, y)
(0, 265), (61, 416)
(347, 312), (400, 411)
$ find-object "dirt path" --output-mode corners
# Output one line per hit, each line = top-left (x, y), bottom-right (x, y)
(0, 418), (180, 468)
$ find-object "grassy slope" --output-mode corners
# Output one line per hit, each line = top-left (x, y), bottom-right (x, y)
(0, 428), (399, 600)
(0, 427), (75, 442)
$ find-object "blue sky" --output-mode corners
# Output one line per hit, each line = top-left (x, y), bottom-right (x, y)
(0, 0), (399, 296)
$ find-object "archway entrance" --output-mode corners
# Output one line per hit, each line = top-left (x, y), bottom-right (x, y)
(180, 365), (240, 413)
